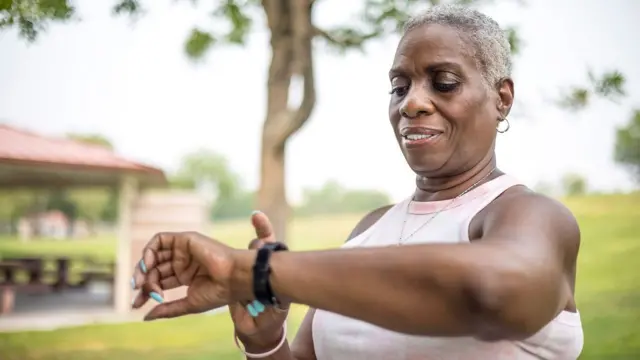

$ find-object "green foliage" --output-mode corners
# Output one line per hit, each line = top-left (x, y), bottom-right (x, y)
(0, 0), (75, 41)
(211, 189), (254, 220)
(67, 188), (114, 226)
(169, 149), (253, 220)
(185, 28), (216, 59)
(296, 180), (391, 217)
(112, 0), (141, 16)
(561, 173), (588, 196)
(0, 190), (37, 226)
(66, 133), (114, 150)
(46, 188), (77, 220)
(557, 70), (627, 112)
(614, 109), (640, 182)
(170, 148), (239, 199)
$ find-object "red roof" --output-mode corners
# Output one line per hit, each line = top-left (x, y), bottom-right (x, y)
(0, 124), (165, 177)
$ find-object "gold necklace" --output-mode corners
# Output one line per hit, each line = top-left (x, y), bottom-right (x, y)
(397, 168), (496, 246)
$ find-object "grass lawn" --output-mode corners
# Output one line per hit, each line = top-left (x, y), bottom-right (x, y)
(1, 193), (639, 359)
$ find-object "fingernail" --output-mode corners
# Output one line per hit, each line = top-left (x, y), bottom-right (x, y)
(130, 277), (136, 289)
(150, 292), (164, 304)
(251, 210), (262, 216)
(252, 300), (265, 313)
(139, 260), (147, 273)
(246, 303), (258, 317)
(131, 294), (137, 306)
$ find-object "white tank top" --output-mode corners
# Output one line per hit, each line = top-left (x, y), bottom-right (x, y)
(312, 175), (584, 360)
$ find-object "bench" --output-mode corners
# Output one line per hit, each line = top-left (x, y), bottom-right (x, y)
(0, 260), (52, 315)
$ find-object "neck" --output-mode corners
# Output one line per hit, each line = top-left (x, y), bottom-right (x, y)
(413, 153), (500, 202)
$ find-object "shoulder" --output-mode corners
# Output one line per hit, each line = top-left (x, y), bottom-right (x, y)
(478, 186), (580, 260)
(345, 204), (394, 242)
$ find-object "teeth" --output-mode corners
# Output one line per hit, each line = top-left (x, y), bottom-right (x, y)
(405, 134), (434, 140)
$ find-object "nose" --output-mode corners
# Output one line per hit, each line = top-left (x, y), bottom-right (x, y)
(400, 86), (435, 119)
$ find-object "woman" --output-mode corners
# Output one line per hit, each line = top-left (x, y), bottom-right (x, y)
(131, 5), (583, 359)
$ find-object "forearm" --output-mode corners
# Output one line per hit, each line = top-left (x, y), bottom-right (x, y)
(273, 245), (482, 336)
(232, 243), (556, 339)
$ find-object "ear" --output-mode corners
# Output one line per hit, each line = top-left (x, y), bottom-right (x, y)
(496, 78), (514, 118)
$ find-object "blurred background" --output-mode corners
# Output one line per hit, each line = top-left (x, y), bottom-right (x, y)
(0, 0), (638, 359)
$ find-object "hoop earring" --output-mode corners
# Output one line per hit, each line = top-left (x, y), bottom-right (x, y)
(497, 118), (510, 133)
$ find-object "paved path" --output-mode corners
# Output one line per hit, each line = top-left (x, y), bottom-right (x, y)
(0, 285), (228, 332)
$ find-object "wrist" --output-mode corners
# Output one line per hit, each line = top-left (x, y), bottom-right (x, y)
(236, 326), (285, 353)
(230, 249), (257, 302)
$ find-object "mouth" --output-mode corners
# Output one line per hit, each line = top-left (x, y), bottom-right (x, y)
(400, 127), (443, 148)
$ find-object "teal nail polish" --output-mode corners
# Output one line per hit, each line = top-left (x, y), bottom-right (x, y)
(252, 300), (265, 313)
(246, 303), (258, 317)
(251, 210), (262, 215)
(130, 277), (136, 289)
(139, 260), (147, 273)
(150, 292), (164, 304)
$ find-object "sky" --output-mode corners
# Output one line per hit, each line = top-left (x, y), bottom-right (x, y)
(1, 0), (638, 203)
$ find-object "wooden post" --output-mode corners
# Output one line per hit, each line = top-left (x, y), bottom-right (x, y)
(114, 175), (138, 314)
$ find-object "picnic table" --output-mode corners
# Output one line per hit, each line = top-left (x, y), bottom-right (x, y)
(0, 259), (51, 315)
(0, 256), (115, 315)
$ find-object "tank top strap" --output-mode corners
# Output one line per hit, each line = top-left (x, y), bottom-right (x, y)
(342, 198), (410, 248)
(458, 174), (525, 241)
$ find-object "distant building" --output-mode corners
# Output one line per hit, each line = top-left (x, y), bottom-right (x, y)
(18, 210), (69, 240)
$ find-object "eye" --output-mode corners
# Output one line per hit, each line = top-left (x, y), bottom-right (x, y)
(389, 77), (409, 97)
(433, 82), (459, 92)
(389, 86), (409, 97)
(432, 72), (460, 93)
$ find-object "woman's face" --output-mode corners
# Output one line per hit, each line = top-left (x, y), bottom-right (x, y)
(388, 24), (512, 177)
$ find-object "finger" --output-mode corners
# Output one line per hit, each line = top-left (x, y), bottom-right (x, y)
(143, 297), (213, 321)
(131, 290), (150, 309)
(251, 211), (276, 243)
(141, 266), (166, 303)
(136, 233), (181, 275)
(132, 251), (173, 290)
(135, 277), (182, 305)
(141, 248), (172, 273)
(248, 238), (263, 250)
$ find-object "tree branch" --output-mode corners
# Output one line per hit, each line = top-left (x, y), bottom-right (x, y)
(313, 26), (381, 51)
(271, 0), (316, 148)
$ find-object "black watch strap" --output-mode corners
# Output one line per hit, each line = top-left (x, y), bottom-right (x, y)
(253, 242), (288, 305)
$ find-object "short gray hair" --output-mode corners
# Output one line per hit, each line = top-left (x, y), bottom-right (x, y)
(403, 5), (512, 88)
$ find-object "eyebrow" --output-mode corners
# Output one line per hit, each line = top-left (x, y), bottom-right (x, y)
(388, 61), (463, 80)
(388, 67), (407, 80)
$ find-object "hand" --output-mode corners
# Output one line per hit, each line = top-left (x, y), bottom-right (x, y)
(229, 213), (289, 349)
(130, 228), (237, 320)
(130, 212), (268, 321)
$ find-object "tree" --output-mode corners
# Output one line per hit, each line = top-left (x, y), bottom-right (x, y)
(556, 69), (626, 112)
(3, 0), (624, 241)
(170, 149), (249, 218)
(296, 180), (391, 217)
(561, 173), (588, 197)
(67, 133), (114, 150)
(614, 109), (640, 183)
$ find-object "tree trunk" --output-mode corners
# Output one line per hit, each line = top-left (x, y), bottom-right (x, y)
(258, 0), (316, 243)
(258, 139), (289, 241)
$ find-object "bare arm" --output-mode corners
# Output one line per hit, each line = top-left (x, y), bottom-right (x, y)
(243, 206), (393, 359)
(232, 192), (580, 340)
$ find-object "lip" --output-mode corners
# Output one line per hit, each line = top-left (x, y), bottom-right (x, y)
(400, 126), (444, 149)
(400, 126), (444, 137)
